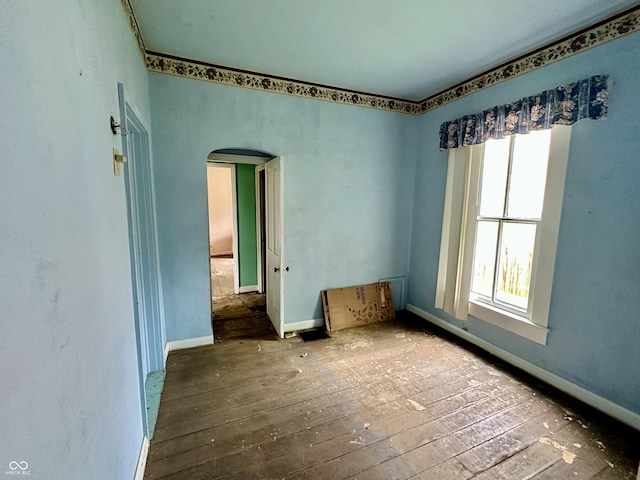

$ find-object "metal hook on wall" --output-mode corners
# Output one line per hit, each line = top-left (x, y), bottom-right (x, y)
(110, 116), (128, 136)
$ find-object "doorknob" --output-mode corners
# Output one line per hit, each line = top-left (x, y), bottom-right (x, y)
(274, 267), (280, 272)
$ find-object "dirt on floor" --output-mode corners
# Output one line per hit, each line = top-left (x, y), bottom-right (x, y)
(212, 293), (278, 341)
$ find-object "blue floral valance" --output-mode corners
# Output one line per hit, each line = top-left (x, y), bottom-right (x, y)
(439, 75), (609, 150)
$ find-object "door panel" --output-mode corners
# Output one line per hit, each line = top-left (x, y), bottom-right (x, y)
(123, 106), (165, 375)
(265, 156), (283, 336)
(118, 84), (166, 439)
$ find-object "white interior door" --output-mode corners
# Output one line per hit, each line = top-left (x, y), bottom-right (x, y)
(265, 156), (284, 336)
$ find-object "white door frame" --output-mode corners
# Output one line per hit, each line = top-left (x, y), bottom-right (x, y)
(118, 83), (166, 438)
(255, 163), (266, 294)
(207, 162), (240, 294)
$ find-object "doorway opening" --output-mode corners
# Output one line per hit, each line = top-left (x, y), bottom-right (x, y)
(207, 164), (237, 298)
(206, 150), (282, 340)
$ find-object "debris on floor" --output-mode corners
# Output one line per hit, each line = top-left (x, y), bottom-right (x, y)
(407, 399), (426, 411)
(539, 436), (577, 464)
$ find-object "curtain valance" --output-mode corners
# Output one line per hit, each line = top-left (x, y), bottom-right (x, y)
(439, 75), (609, 150)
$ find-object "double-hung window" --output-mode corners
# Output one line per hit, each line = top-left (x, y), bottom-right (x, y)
(435, 126), (571, 345)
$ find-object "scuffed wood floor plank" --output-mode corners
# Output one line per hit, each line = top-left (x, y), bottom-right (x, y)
(144, 312), (640, 480)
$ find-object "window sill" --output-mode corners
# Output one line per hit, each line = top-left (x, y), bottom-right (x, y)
(468, 301), (549, 345)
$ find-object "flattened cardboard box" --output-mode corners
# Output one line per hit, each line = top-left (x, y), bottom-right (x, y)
(322, 282), (395, 332)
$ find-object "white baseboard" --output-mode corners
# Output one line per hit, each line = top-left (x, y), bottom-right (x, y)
(134, 436), (149, 480)
(284, 318), (324, 333)
(210, 250), (233, 257)
(238, 285), (259, 294)
(405, 303), (640, 431)
(165, 334), (214, 357)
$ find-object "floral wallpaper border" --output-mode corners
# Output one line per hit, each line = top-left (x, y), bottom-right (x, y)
(136, 5), (639, 115)
(417, 6), (640, 113)
(120, 0), (145, 57)
(145, 52), (420, 114)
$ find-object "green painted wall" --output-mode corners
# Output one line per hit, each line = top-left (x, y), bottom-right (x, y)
(236, 164), (258, 287)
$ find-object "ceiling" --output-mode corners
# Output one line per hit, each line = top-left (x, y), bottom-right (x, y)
(130, 0), (640, 101)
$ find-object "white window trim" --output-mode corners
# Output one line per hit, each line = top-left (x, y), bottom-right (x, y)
(435, 126), (571, 345)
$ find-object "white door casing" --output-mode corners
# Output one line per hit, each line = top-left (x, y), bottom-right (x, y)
(265, 156), (284, 337)
(118, 83), (167, 438)
(255, 164), (266, 294)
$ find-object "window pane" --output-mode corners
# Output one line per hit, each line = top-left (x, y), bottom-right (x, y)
(471, 221), (499, 298)
(479, 138), (510, 217)
(507, 130), (551, 219)
(496, 222), (536, 310)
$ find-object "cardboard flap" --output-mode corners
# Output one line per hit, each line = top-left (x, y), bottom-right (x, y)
(321, 282), (394, 332)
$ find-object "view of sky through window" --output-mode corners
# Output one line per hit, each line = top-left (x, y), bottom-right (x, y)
(471, 130), (551, 313)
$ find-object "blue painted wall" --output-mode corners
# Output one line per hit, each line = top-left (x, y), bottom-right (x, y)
(4, 5), (637, 477)
(408, 31), (640, 415)
(149, 75), (417, 341)
(0, 1), (151, 478)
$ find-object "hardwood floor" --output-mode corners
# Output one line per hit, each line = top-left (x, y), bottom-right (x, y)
(211, 256), (234, 298)
(212, 293), (277, 341)
(210, 254), (276, 341)
(145, 312), (639, 479)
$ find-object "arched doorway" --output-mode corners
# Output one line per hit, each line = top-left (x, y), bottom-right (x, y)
(206, 149), (284, 340)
